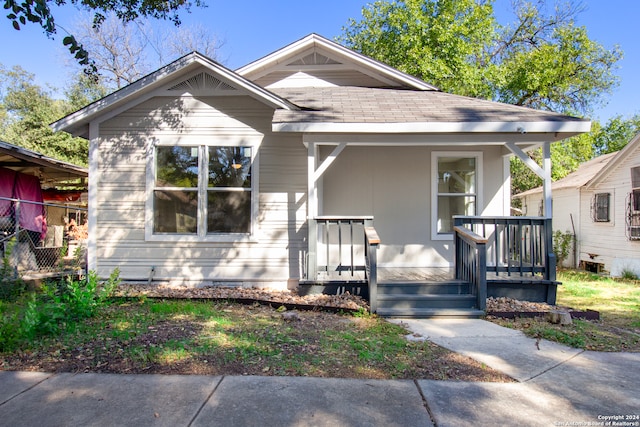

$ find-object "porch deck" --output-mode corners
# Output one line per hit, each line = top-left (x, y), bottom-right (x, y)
(315, 267), (553, 284)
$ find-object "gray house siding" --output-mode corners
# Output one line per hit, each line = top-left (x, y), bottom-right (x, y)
(93, 94), (307, 287)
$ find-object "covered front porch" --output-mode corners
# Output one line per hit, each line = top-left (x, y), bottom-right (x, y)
(290, 92), (589, 317)
(300, 215), (557, 317)
(301, 136), (560, 317)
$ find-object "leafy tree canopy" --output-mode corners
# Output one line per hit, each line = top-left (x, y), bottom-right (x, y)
(340, 0), (622, 116)
(4, 0), (204, 74)
(341, 0), (626, 195)
(510, 114), (640, 195)
(0, 65), (106, 165)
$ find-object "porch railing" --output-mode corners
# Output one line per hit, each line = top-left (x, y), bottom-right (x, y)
(453, 226), (487, 311)
(307, 216), (374, 281)
(453, 216), (556, 282)
(1, 196), (87, 275)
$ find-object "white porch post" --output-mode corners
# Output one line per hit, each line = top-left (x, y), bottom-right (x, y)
(542, 141), (553, 218)
(506, 141), (553, 216)
(305, 140), (347, 280)
(505, 141), (556, 283)
(307, 142), (318, 280)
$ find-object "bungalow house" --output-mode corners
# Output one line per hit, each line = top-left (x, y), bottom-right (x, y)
(51, 34), (590, 316)
(514, 133), (640, 277)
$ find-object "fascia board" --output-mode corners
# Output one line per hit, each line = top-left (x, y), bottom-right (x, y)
(273, 120), (591, 136)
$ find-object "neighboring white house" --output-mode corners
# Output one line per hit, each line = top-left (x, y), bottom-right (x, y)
(514, 133), (640, 276)
(51, 34), (589, 289)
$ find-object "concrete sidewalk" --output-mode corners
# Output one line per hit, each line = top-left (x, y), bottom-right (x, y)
(390, 318), (640, 426)
(1, 319), (638, 427)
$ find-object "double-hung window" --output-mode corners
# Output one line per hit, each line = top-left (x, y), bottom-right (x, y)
(432, 152), (482, 239)
(149, 143), (255, 240)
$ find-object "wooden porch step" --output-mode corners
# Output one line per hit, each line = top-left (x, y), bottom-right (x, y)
(377, 280), (470, 295)
(377, 294), (478, 310)
(377, 307), (485, 318)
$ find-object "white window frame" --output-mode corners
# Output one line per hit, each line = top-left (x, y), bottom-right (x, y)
(145, 137), (260, 242)
(431, 151), (483, 241)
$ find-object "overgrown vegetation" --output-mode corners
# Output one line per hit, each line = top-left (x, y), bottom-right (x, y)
(553, 230), (574, 267)
(0, 270), (119, 352)
(491, 270), (640, 351)
(0, 239), (25, 301)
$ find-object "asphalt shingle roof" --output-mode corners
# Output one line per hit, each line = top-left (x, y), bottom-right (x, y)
(271, 86), (587, 124)
(515, 151), (619, 197)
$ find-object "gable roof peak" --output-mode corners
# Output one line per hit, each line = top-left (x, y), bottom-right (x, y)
(237, 33), (438, 91)
(51, 49), (298, 138)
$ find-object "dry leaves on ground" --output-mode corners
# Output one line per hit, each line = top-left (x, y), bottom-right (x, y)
(114, 283), (370, 311)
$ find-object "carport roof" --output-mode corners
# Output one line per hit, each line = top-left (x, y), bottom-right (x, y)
(0, 141), (88, 189)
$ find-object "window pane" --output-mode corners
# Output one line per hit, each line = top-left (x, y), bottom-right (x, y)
(632, 166), (640, 189)
(437, 195), (476, 233)
(156, 146), (198, 187)
(207, 191), (251, 233)
(209, 147), (251, 188)
(438, 157), (476, 194)
(595, 193), (609, 222)
(633, 189), (640, 211)
(153, 190), (198, 233)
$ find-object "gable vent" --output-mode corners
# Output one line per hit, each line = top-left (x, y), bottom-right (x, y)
(168, 72), (238, 92)
(288, 53), (341, 66)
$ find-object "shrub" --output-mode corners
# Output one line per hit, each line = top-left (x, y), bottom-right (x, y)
(553, 230), (574, 267)
(0, 269), (119, 352)
(620, 269), (639, 281)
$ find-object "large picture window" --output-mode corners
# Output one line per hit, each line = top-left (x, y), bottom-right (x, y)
(432, 152), (481, 239)
(150, 144), (254, 239)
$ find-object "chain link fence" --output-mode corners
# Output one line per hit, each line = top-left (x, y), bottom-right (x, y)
(1, 197), (87, 277)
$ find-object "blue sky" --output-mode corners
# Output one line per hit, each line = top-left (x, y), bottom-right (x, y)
(1, 0), (638, 123)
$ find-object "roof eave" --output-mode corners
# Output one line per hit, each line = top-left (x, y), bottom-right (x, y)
(585, 132), (640, 190)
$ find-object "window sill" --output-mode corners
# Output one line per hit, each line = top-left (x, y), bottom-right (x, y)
(145, 233), (258, 243)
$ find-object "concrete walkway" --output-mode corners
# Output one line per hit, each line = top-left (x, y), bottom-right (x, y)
(1, 319), (638, 426)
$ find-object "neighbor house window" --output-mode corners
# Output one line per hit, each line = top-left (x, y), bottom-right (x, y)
(149, 143), (255, 240)
(432, 152), (482, 239)
(632, 166), (640, 211)
(628, 166), (640, 240)
(592, 193), (610, 222)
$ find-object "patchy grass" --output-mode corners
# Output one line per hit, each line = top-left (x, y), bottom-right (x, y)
(0, 298), (513, 382)
(490, 270), (640, 352)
